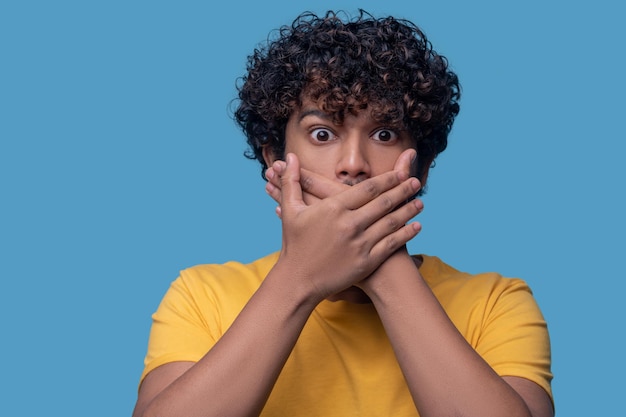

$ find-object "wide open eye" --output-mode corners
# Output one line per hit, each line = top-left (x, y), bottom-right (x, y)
(372, 128), (398, 142)
(310, 128), (336, 142)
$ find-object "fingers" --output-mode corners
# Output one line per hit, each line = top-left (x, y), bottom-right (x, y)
(335, 169), (415, 212)
(278, 153), (304, 212)
(370, 221), (421, 261)
(265, 151), (421, 228)
(367, 196), (423, 244)
(266, 152), (424, 293)
(393, 148), (417, 178)
(367, 176), (421, 215)
(266, 162), (347, 206)
(364, 195), (423, 262)
(265, 160), (310, 217)
(299, 168), (347, 200)
(266, 149), (417, 207)
(265, 175), (282, 206)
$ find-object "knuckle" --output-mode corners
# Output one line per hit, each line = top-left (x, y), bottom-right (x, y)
(379, 194), (394, 212)
(404, 181), (417, 197)
(386, 215), (399, 231)
(301, 175), (314, 192)
(385, 172), (397, 188)
(399, 201), (418, 219)
(385, 235), (398, 251)
(363, 181), (379, 198)
(340, 217), (359, 235)
(326, 199), (343, 215)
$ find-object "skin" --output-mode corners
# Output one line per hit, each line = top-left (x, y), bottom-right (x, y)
(132, 101), (554, 417)
(263, 102), (425, 303)
(133, 103), (423, 417)
(266, 102), (555, 417)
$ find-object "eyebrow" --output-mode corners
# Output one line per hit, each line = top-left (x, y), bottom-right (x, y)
(298, 109), (331, 123)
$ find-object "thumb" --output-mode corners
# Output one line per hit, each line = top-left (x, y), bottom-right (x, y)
(280, 153), (304, 208)
(394, 148), (417, 179)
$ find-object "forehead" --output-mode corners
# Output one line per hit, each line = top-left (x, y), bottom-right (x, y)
(288, 102), (370, 130)
(290, 96), (406, 129)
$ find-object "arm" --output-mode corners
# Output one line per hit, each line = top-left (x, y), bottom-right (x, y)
(133, 271), (317, 417)
(133, 153), (422, 417)
(265, 153), (553, 417)
(359, 252), (554, 417)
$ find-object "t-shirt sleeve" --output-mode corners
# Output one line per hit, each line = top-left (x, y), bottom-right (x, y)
(476, 278), (553, 403)
(139, 272), (221, 386)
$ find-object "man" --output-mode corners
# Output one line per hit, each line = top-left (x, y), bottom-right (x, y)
(133, 10), (553, 417)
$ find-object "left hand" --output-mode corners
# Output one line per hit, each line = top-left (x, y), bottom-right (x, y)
(264, 149), (424, 291)
(265, 149), (422, 216)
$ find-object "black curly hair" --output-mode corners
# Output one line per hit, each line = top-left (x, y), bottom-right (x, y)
(233, 9), (460, 193)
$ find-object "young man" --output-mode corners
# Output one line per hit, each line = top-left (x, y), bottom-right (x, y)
(133, 10), (553, 417)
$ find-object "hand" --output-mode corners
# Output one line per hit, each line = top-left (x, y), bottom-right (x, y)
(265, 148), (420, 214)
(265, 162), (345, 217)
(272, 153), (422, 302)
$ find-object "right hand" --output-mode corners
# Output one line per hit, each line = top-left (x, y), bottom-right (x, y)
(265, 148), (419, 216)
(273, 152), (422, 302)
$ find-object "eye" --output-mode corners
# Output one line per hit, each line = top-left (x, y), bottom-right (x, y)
(310, 128), (336, 142)
(373, 128), (398, 142)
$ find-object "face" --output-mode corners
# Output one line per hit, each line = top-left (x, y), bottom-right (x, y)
(267, 100), (416, 184)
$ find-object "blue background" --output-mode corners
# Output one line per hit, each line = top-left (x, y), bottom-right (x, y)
(1, 0), (624, 415)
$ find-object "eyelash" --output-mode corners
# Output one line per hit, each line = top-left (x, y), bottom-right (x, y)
(308, 127), (399, 143)
(372, 129), (398, 142)
(310, 128), (335, 142)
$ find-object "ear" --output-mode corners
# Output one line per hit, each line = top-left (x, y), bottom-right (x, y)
(262, 145), (277, 168)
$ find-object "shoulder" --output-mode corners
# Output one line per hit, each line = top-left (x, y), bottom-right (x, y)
(418, 254), (533, 300)
(176, 251), (280, 292)
(157, 252), (280, 319)
(416, 255), (553, 402)
(416, 254), (545, 331)
(417, 254), (549, 349)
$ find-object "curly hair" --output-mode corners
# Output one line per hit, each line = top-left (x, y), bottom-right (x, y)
(233, 10), (460, 192)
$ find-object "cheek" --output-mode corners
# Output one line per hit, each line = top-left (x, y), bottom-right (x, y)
(284, 136), (333, 175)
(370, 152), (402, 176)
(297, 153), (334, 176)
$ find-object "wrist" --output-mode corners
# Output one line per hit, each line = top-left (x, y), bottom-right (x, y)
(358, 250), (421, 298)
(267, 257), (327, 309)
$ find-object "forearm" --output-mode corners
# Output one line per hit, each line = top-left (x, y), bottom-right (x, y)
(141, 262), (320, 417)
(362, 254), (532, 417)
(141, 155), (421, 417)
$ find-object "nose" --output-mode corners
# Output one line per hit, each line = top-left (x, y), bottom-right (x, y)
(336, 137), (371, 185)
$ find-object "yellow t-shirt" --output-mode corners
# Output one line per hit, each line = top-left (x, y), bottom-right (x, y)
(141, 252), (553, 416)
